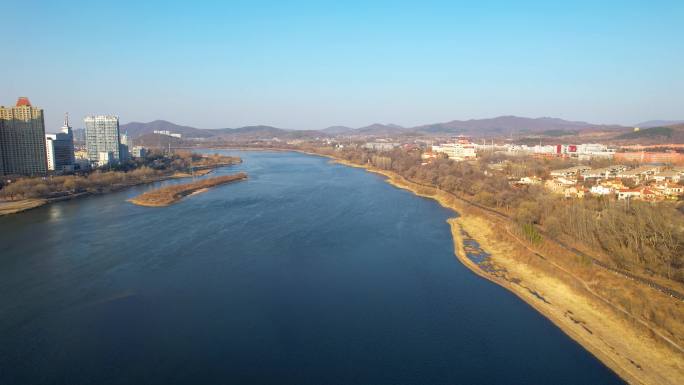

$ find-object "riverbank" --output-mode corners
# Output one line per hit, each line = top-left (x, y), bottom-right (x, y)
(0, 171), (200, 217)
(0, 157), (238, 217)
(311, 152), (683, 385)
(128, 173), (247, 207)
(0, 199), (48, 215)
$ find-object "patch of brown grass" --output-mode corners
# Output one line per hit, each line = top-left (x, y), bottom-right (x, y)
(128, 173), (247, 207)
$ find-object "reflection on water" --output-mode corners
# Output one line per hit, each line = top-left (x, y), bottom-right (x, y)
(46, 202), (64, 222)
(0, 151), (622, 385)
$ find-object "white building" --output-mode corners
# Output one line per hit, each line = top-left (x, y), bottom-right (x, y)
(575, 143), (615, 159)
(653, 171), (681, 183)
(590, 185), (614, 195)
(45, 134), (55, 170)
(363, 142), (398, 151)
(98, 151), (114, 167)
(618, 189), (641, 200)
(131, 146), (147, 158)
(153, 130), (182, 138)
(44, 113), (75, 172)
(550, 166), (591, 178)
(432, 137), (476, 161)
(85, 115), (121, 166)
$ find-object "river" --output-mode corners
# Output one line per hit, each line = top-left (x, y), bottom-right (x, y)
(0, 151), (623, 384)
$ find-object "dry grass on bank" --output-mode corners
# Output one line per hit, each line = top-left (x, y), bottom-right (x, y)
(328, 155), (684, 385)
(128, 173), (247, 207)
(455, 214), (684, 385)
(0, 199), (47, 215)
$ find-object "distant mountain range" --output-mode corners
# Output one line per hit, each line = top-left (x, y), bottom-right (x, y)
(408, 116), (625, 136)
(120, 120), (214, 138)
(635, 120), (684, 129)
(630, 123), (684, 142)
(118, 116), (684, 142)
(120, 120), (325, 141)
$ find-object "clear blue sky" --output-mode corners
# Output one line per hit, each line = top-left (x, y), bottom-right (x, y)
(2, 0), (683, 130)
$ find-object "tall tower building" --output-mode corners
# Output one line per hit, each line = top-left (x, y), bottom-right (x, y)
(0, 97), (48, 175)
(84, 115), (121, 166)
(45, 113), (76, 172)
(119, 132), (130, 161)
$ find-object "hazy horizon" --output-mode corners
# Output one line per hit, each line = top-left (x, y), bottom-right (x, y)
(3, 0), (683, 130)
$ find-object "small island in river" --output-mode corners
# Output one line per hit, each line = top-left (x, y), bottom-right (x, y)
(128, 172), (248, 207)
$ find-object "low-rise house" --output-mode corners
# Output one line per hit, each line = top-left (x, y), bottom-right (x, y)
(545, 177), (576, 193)
(581, 165), (628, 180)
(582, 167), (612, 179)
(655, 182), (684, 198)
(563, 186), (586, 198)
(618, 188), (641, 200)
(516, 176), (542, 185)
(550, 166), (591, 178)
(653, 171), (681, 183)
(616, 165), (662, 181)
(590, 185), (614, 196)
(603, 180), (626, 190)
(641, 188), (660, 202)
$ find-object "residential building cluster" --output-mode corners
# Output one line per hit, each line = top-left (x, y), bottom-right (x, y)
(153, 130), (182, 138)
(543, 164), (684, 201)
(362, 141), (399, 151)
(0, 97), (148, 177)
(477, 142), (616, 159)
(419, 139), (617, 163)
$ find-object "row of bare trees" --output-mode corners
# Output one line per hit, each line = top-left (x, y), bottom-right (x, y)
(0, 151), (239, 201)
(316, 145), (684, 281)
(0, 167), (161, 200)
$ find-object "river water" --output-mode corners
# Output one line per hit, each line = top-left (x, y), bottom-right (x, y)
(0, 151), (622, 384)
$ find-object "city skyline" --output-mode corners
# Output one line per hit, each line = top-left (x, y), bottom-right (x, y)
(2, 1), (683, 130)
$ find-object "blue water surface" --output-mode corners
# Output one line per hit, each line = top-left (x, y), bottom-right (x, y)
(0, 151), (622, 385)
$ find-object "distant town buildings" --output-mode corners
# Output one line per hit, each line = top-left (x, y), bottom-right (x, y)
(544, 164), (684, 201)
(363, 142), (399, 151)
(615, 151), (684, 165)
(153, 130), (181, 138)
(84, 115), (121, 167)
(0, 97), (48, 175)
(131, 145), (148, 158)
(489, 143), (616, 159)
(431, 137), (477, 161)
(45, 113), (75, 172)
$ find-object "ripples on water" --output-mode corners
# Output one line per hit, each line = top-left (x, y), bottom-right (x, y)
(0, 151), (623, 385)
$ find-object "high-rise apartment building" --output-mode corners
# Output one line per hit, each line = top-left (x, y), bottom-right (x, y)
(0, 97), (48, 175)
(45, 113), (75, 172)
(119, 132), (130, 161)
(84, 115), (121, 166)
